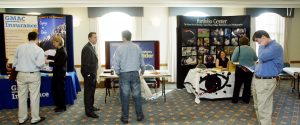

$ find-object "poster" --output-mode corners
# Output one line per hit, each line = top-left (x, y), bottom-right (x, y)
(38, 15), (66, 51)
(3, 14), (38, 63)
(38, 15), (66, 72)
(108, 41), (156, 68)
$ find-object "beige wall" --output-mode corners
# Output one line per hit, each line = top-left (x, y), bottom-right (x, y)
(222, 8), (245, 16)
(0, 8), (5, 12)
(142, 7), (169, 69)
(62, 7), (90, 81)
(287, 8), (300, 67)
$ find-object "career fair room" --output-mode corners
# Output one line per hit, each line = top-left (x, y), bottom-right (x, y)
(0, 1), (300, 125)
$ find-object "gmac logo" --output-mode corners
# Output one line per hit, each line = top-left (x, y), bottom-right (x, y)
(5, 16), (25, 21)
(199, 72), (231, 95)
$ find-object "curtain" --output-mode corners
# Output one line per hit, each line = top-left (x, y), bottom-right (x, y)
(168, 16), (177, 82)
(284, 18), (291, 63)
(88, 18), (102, 78)
(255, 13), (286, 61)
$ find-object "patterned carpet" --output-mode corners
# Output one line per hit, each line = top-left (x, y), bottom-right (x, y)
(0, 80), (300, 125)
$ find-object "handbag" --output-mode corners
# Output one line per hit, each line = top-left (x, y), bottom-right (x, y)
(9, 67), (18, 81)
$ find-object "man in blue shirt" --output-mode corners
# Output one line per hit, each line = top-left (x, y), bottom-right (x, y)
(252, 30), (283, 125)
(113, 30), (145, 124)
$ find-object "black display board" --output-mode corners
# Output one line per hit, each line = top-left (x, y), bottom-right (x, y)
(176, 15), (250, 89)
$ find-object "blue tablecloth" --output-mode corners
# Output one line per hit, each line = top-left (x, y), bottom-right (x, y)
(0, 71), (81, 110)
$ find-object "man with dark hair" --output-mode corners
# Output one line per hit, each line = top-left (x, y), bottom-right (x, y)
(251, 30), (283, 125)
(28, 32), (38, 41)
(81, 32), (99, 118)
(113, 30), (145, 124)
(88, 32), (96, 38)
(13, 31), (46, 124)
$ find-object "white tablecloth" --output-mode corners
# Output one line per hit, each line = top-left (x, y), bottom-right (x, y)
(283, 67), (300, 76)
(184, 68), (242, 104)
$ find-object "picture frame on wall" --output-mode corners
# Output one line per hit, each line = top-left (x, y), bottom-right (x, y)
(224, 38), (230, 45)
(210, 37), (223, 46)
(198, 28), (210, 37)
(210, 46), (217, 55)
(182, 47), (197, 56)
(231, 36), (239, 46)
(210, 28), (224, 37)
(181, 28), (197, 46)
(181, 56), (197, 66)
(232, 28), (246, 37)
(198, 38), (204, 46)
(197, 56), (203, 64)
(203, 38), (210, 46)
(224, 28), (232, 38)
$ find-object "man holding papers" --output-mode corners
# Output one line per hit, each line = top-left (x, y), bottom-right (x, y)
(251, 30), (283, 125)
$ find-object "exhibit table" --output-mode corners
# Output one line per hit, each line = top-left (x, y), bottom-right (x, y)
(99, 70), (171, 103)
(0, 71), (81, 110)
(184, 68), (242, 104)
(283, 67), (300, 98)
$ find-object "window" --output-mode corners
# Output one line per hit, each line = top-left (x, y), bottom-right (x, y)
(98, 12), (135, 65)
(255, 13), (285, 53)
(184, 11), (209, 17)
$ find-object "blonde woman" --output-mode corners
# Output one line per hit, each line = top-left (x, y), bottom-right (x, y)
(47, 35), (67, 112)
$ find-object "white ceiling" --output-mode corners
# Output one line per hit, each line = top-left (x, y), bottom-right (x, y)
(1, 0), (300, 8)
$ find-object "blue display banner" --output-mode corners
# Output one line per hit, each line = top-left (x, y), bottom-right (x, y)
(109, 41), (156, 68)
(38, 15), (66, 51)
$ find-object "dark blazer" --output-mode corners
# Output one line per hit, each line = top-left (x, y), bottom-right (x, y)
(49, 47), (67, 74)
(81, 42), (98, 77)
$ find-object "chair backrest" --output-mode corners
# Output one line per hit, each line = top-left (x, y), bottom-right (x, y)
(283, 62), (290, 68)
(145, 64), (155, 71)
(196, 64), (207, 69)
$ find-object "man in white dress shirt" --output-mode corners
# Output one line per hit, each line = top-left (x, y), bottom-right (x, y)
(13, 32), (46, 124)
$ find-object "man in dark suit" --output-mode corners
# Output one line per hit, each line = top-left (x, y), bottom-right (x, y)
(81, 32), (100, 118)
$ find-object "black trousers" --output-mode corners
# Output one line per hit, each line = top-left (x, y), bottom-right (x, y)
(51, 73), (66, 109)
(84, 74), (96, 114)
(232, 66), (253, 103)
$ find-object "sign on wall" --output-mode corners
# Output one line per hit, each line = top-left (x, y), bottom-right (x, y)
(3, 14), (38, 63)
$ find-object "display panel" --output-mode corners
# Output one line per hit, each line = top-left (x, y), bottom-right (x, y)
(177, 15), (251, 88)
(105, 41), (160, 69)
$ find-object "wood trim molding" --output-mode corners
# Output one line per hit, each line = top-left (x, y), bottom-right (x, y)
(290, 60), (300, 64)
(75, 64), (168, 68)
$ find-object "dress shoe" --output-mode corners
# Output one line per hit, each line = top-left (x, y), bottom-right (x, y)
(231, 100), (238, 104)
(120, 118), (129, 124)
(86, 112), (99, 118)
(31, 117), (46, 124)
(18, 117), (29, 125)
(55, 108), (66, 112)
(243, 100), (250, 104)
(93, 107), (100, 111)
(137, 115), (144, 121)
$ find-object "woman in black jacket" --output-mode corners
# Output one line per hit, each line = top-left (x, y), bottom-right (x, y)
(47, 35), (67, 112)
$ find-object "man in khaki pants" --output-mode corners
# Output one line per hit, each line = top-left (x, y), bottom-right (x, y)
(13, 32), (46, 124)
(252, 30), (283, 125)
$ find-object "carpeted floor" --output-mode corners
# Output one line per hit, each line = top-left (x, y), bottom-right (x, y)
(0, 80), (300, 125)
